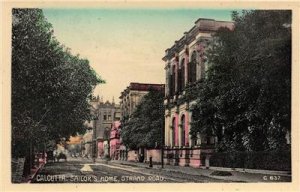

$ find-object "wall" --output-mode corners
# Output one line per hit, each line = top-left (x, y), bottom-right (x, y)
(165, 103), (193, 148)
(97, 141), (104, 158)
(127, 150), (138, 162)
(110, 138), (120, 160)
(146, 149), (161, 163)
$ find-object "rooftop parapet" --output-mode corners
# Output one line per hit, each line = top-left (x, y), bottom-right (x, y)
(163, 18), (234, 61)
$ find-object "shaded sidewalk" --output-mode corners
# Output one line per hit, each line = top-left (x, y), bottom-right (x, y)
(108, 160), (291, 182)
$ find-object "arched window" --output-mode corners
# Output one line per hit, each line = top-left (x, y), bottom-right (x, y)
(181, 115), (185, 146)
(178, 58), (185, 93)
(169, 65), (176, 96)
(177, 63), (182, 93)
(171, 65), (176, 96)
(189, 51), (197, 83)
(171, 117), (176, 146)
(181, 59), (185, 90)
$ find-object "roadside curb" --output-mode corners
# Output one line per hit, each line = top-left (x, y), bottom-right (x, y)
(208, 166), (291, 176)
(158, 168), (246, 182)
(108, 160), (291, 182)
(108, 161), (242, 182)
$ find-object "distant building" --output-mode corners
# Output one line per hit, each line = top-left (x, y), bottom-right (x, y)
(86, 97), (121, 159)
(119, 82), (165, 120)
(162, 18), (234, 167)
(119, 82), (165, 161)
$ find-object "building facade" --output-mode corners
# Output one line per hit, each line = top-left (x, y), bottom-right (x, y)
(87, 97), (121, 159)
(109, 121), (122, 160)
(119, 83), (165, 119)
(162, 18), (234, 167)
(119, 83), (165, 161)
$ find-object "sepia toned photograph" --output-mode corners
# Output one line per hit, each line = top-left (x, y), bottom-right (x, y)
(2, 1), (298, 190)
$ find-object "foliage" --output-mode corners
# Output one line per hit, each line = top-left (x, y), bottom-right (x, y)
(121, 89), (164, 149)
(190, 10), (291, 152)
(12, 9), (104, 157)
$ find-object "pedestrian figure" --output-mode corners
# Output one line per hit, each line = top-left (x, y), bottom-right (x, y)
(140, 153), (144, 162)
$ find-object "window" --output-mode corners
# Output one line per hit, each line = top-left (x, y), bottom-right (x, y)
(207, 136), (212, 145)
(168, 74), (172, 96)
(103, 114), (107, 120)
(181, 59), (185, 90)
(177, 67), (182, 93)
(169, 65), (176, 97)
(178, 58), (185, 93)
(181, 115), (185, 146)
(104, 128), (110, 140)
(172, 66), (176, 95)
(171, 118), (176, 146)
(189, 51), (197, 83)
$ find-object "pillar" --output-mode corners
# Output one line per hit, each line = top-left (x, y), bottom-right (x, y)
(175, 113), (179, 146)
(174, 60), (179, 94)
(185, 111), (189, 146)
(188, 111), (192, 146)
(165, 114), (170, 146)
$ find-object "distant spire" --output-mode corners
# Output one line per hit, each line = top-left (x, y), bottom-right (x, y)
(101, 96), (103, 103)
(112, 96), (115, 104)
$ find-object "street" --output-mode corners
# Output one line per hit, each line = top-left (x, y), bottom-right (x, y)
(32, 159), (228, 183)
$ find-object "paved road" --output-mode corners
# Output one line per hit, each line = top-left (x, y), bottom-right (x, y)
(32, 159), (229, 183)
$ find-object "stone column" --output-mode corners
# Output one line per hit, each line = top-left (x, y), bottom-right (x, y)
(178, 124), (182, 147)
(188, 111), (193, 146)
(185, 111), (189, 146)
(164, 114), (169, 146)
(175, 113), (179, 146)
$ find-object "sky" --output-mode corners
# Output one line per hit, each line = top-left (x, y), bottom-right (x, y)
(43, 8), (234, 103)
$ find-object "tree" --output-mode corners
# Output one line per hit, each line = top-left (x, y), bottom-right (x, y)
(121, 89), (164, 149)
(190, 10), (291, 152)
(12, 9), (104, 158)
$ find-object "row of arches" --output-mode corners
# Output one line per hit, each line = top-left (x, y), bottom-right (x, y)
(170, 114), (187, 147)
(169, 51), (198, 97)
